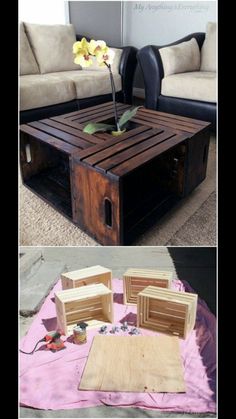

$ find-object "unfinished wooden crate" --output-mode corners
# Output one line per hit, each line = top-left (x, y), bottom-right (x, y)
(55, 283), (113, 335)
(137, 286), (198, 339)
(61, 265), (112, 290)
(123, 268), (172, 305)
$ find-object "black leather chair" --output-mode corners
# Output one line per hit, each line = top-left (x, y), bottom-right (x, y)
(137, 33), (216, 130)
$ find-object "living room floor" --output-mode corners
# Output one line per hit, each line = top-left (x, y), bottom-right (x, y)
(20, 134), (216, 247)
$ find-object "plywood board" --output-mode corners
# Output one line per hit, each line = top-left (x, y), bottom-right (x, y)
(79, 335), (186, 393)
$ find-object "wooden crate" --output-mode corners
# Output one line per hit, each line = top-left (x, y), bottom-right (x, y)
(55, 283), (113, 335)
(20, 102), (210, 245)
(61, 265), (112, 290)
(137, 286), (198, 339)
(123, 268), (172, 305)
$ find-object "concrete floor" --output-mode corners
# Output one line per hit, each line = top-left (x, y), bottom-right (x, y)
(19, 247), (216, 418)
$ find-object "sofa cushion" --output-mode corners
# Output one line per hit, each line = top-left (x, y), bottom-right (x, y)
(161, 71), (216, 103)
(24, 23), (80, 74)
(159, 38), (200, 77)
(83, 48), (123, 74)
(20, 74), (76, 111)
(54, 70), (122, 99)
(20, 22), (39, 75)
(200, 22), (217, 72)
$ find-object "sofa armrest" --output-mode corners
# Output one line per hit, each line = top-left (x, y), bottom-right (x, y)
(119, 46), (137, 104)
(76, 34), (137, 105)
(76, 34), (91, 42)
(137, 32), (205, 110)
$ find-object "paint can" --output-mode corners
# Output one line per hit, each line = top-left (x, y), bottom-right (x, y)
(73, 325), (87, 344)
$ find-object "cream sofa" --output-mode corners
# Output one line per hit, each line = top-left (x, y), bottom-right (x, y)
(20, 22), (137, 123)
(138, 22), (217, 129)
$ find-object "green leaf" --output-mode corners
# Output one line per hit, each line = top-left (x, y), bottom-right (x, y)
(118, 106), (141, 129)
(83, 122), (115, 134)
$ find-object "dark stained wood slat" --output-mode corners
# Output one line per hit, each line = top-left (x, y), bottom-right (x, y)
(60, 101), (116, 119)
(94, 132), (112, 141)
(57, 102), (115, 119)
(139, 108), (208, 131)
(28, 121), (92, 150)
(77, 126), (151, 161)
(140, 107), (209, 127)
(85, 128), (163, 166)
(51, 116), (109, 141)
(71, 103), (130, 122)
(40, 118), (103, 145)
(20, 124), (81, 154)
(134, 112), (197, 134)
(75, 108), (128, 124)
(97, 131), (175, 172)
(129, 117), (180, 132)
(110, 133), (189, 177)
(63, 101), (127, 120)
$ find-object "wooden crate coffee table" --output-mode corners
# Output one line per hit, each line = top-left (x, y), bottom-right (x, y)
(20, 102), (211, 245)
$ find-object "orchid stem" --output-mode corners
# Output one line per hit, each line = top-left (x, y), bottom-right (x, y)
(105, 63), (120, 131)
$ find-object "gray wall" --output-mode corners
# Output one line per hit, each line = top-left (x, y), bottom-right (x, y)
(69, 1), (217, 89)
(69, 1), (122, 47)
(123, 1), (217, 48)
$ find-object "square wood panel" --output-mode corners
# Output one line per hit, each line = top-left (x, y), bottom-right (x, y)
(79, 335), (186, 393)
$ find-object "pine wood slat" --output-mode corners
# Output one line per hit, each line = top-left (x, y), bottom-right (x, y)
(123, 268), (172, 305)
(61, 265), (112, 290)
(55, 283), (113, 335)
(137, 285), (198, 339)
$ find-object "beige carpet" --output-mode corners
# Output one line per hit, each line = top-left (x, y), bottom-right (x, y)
(20, 137), (216, 246)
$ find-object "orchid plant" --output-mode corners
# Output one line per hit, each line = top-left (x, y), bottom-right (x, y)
(73, 38), (139, 136)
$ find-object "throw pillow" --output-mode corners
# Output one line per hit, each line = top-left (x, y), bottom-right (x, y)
(24, 23), (81, 74)
(200, 22), (217, 72)
(159, 38), (201, 77)
(20, 22), (39, 75)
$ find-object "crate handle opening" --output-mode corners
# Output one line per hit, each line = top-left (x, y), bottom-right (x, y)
(104, 198), (112, 228)
(25, 144), (32, 163)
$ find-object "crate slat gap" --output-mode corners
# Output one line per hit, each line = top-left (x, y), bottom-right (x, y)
(123, 268), (173, 305)
(137, 285), (197, 339)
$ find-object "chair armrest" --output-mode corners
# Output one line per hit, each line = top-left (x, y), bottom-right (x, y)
(119, 46), (138, 104)
(76, 34), (91, 42)
(137, 32), (205, 110)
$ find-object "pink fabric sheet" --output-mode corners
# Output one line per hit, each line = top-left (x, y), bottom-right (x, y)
(20, 278), (216, 413)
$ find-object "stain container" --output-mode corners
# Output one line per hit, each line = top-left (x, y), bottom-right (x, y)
(73, 325), (87, 344)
